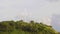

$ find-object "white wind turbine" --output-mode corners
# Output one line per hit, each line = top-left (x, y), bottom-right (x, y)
(14, 8), (28, 21)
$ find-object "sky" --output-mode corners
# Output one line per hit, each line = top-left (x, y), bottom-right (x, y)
(51, 14), (60, 32)
(0, 0), (60, 25)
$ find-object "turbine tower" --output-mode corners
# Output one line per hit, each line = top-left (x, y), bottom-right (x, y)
(14, 8), (28, 21)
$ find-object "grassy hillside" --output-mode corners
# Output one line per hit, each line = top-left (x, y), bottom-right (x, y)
(0, 20), (58, 34)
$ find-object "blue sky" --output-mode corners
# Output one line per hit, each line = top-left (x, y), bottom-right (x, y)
(0, 0), (60, 25)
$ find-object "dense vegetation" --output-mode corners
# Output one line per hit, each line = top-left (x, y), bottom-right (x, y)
(0, 20), (58, 34)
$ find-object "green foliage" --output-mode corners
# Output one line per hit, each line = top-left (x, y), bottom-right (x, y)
(0, 20), (58, 34)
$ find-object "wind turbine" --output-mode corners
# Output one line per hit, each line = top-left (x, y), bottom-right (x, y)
(14, 8), (28, 21)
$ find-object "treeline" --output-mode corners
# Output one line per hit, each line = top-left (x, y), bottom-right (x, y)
(0, 20), (58, 34)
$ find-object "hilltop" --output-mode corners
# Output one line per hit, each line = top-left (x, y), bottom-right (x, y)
(0, 20), (58, 34)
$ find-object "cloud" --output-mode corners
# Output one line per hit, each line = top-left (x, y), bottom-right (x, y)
(42, 17), (51, 25)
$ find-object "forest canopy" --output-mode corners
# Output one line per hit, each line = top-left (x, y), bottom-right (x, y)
(0, 20), (58, 34)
